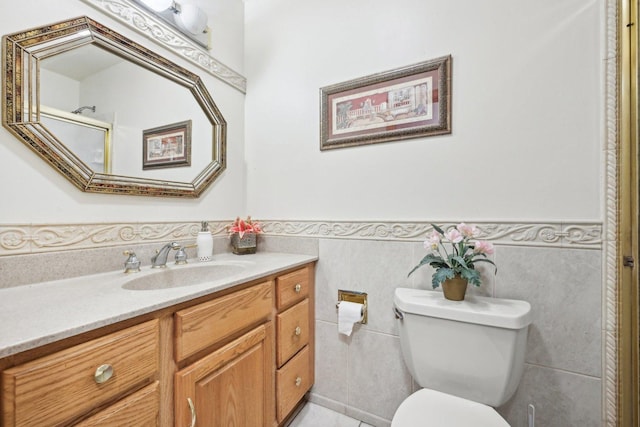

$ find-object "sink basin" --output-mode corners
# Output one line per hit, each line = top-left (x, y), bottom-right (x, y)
(122, 261), (250, 291)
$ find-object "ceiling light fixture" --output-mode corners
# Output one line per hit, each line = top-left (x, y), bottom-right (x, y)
(133, 0), (210, 48)
(138, 0), (177, 13)
(174, 2), (208, 35)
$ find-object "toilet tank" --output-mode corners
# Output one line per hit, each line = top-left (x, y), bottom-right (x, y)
(394, 288), (532, 407)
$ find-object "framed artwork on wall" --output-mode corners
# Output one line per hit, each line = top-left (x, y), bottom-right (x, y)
(142, 120), (192, 169)
(320, 55), (452, 150)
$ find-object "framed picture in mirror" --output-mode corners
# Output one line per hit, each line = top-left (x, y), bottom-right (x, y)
(142, 120), (192, 169)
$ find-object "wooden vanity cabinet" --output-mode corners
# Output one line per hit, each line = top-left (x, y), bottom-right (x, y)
(0, 261), (315, 427)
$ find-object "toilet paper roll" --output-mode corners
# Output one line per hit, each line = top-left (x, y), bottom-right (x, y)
(338, 301), (363, 337)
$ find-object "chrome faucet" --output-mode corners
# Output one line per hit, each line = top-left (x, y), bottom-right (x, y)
(151, 242), (180, 268)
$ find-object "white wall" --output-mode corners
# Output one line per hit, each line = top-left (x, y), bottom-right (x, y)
(1, 0), (602, 223)
(0, 0), (246, 223)
(244, 0), (603, 222)
(40, 70), (81, 112)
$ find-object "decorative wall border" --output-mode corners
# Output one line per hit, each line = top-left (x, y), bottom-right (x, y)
(0, 222), (229, 256)
(261, 220), (602, 249)
(0, 220), (602, 257)
(79, 0), (247, 93)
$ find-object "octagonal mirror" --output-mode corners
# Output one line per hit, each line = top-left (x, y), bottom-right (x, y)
(2, 16), (226, 197)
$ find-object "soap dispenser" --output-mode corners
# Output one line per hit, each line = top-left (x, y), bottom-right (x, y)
(197, 221), (213, 262)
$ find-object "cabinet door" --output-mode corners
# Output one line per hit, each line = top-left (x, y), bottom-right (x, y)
(175, 323), (274, 427)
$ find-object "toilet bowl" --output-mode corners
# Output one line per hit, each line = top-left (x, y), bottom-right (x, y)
(391, 389), (510, 427)
(391, 288), (532, 426)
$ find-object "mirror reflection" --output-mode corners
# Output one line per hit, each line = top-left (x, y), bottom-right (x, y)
(39, 44), (212, 182)
(2, 16), (226, 197)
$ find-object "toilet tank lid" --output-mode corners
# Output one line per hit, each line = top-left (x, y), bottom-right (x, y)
(394, 288), (532, 329)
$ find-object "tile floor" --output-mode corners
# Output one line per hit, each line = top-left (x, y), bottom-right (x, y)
(289, 402), (376, 427)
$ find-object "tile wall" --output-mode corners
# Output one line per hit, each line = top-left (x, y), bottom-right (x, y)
(263, 233), (603, 427)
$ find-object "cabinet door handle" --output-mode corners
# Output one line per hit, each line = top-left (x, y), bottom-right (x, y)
(294, 326), (302, 336)
(94, 364), (114, 384)
(294, 284), (302, 293)
(295, 376), (302, 387)
(187, 397), (197, 427)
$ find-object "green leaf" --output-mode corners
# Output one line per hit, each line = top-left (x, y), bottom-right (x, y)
(472, 258), (498, 274)
(408, 254), (447, 277)
(460, 268), (481, 286)
(432, 268), (455, 288)
(431, 223), (445, 235)
(451, 255), (468, 268)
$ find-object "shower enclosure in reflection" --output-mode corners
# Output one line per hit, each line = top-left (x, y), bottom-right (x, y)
(40, 106), (112, 174)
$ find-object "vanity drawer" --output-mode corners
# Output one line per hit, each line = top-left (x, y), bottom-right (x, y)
(276, 298), (309, 367)
(276, 267), (310, 310)
(75, 381), (159, 426)
(174, 280), (273, 361)
(2, 320), (159, 427)
(276, 345), (311, 422)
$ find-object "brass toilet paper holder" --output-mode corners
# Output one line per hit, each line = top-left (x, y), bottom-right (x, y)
(336, 289), (368, 324)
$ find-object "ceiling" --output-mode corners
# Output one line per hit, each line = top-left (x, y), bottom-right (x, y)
(40, 44), (125, 81)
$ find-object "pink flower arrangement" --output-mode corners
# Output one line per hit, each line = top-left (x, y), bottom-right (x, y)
(409, 223), (497, 289)
(228, 216), (263, 239)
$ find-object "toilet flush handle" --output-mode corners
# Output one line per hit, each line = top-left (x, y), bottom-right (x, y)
(393, 307), (404, 320)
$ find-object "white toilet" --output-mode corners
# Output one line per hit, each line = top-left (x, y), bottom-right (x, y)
(391, 288), (532, 426)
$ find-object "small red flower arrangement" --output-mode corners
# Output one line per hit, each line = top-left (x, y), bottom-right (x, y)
(228, 216), (263, 238)
(228, 216), (262, 254)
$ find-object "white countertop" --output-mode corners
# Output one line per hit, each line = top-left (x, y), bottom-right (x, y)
(0, 252), (317, 358)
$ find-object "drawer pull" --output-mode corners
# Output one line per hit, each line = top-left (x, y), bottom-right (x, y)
(187, 397), (197, 427)
(294, 284), (302, 293)
(94, 364), (114, 384)
(294, 326), (302, 336)
(295, 376), (302, 387)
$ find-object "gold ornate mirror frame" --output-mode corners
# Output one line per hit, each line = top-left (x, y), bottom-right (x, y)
(2, 16), (226, 198)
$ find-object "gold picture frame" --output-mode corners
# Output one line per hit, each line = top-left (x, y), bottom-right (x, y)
(320, 55), (452, 150)
(142, 120), (192, 169)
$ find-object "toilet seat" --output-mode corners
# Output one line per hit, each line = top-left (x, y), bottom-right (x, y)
(391, 389), (510, 427)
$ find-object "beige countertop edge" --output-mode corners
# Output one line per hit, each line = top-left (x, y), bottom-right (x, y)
(0, 252), (317, 359)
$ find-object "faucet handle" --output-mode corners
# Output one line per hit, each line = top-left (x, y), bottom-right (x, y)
(123, 250), (141, 274)
(175, 244), (197, 265)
